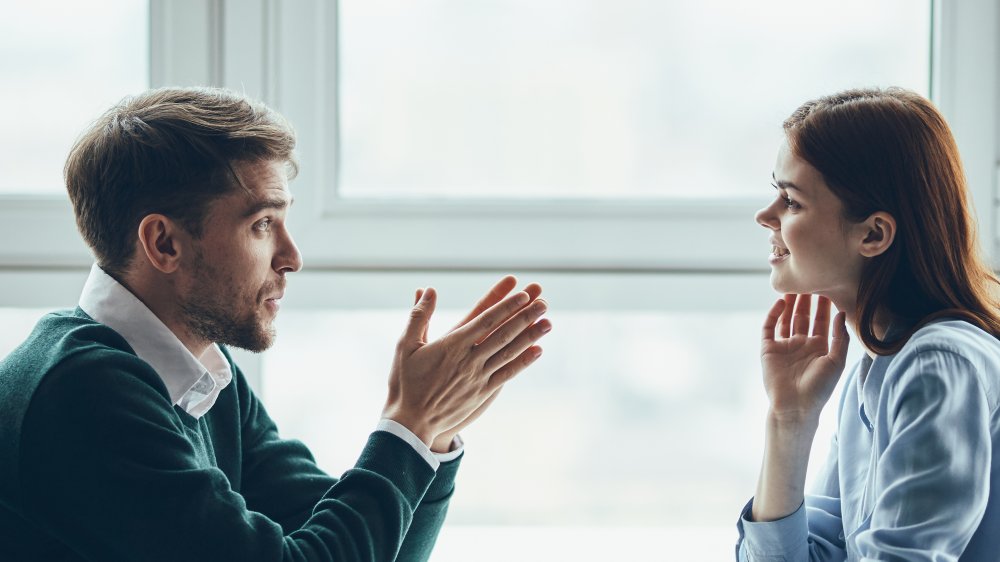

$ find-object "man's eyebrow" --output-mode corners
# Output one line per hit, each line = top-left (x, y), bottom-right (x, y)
(241, 195), (294, 218)
(771, 173), (805, 193)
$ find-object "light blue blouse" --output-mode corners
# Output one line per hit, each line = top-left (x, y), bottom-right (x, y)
(736, 320), (1000, 561)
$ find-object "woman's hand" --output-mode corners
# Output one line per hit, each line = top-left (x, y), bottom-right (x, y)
(752, 294), (850, 522)
(761, 294), (850, 425)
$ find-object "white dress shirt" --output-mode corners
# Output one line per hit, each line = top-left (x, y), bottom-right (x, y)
(78, 264), (462, 469)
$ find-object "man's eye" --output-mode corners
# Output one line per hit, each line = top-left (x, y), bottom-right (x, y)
(254, 218), (272, 232)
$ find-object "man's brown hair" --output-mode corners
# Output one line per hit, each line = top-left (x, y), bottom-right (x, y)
(64, 87), (298, 279)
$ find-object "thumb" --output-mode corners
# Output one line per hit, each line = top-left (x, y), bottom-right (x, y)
(401, 287), (437, 346)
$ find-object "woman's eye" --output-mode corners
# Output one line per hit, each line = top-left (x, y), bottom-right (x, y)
(770, 183), (800, 210)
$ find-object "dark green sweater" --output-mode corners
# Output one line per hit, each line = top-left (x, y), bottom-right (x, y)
(0, 308), (460, 561)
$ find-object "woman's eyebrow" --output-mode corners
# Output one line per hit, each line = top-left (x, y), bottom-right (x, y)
(772, 172), (805, 193)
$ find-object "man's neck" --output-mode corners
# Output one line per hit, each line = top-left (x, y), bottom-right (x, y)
(118, 269), (212, 359)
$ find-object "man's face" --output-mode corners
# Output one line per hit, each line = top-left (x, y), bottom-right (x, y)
(177, 159), (302, 352)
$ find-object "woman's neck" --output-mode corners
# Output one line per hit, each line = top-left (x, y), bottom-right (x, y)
(827, 293), (891, 359)
(846, 308), (893, 359)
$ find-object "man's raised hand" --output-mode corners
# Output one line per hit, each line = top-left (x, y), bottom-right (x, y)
(382, 278), (551, 447)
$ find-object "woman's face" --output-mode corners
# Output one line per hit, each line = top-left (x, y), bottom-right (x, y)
(754, 140), (867, 303)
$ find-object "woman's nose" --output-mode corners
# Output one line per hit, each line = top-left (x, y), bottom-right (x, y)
(755, 203), (779, 231)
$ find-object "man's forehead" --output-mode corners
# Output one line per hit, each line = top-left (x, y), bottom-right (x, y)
(235, 186), (294, 218)
(215, 161), (294, 216)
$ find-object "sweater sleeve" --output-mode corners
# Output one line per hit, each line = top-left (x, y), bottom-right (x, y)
(397, 453), (463, 561)
(19, 350), (436, 562)
(234, 362), (463, 557)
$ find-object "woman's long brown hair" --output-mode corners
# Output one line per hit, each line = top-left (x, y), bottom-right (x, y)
(784, 87), (1000, 354)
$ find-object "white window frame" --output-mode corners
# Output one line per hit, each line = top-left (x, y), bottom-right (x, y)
(0, 0), (997, 295)
(216, 0), (1000, 273)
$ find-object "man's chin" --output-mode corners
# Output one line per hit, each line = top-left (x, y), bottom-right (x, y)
(221, 322), (276, 353)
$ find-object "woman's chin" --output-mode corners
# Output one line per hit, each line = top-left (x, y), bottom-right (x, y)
(769, 274), (811, 296)
(769, 272), (793, 294)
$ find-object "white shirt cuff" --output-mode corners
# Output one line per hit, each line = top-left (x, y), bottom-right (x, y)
(375, 419), (440, 470)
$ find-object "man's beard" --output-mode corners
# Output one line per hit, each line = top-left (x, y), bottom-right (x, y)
(178, 252), (277, 353)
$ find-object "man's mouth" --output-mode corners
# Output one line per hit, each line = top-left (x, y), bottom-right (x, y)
(264, 297), (282, 314)
(771, 245), (790, 257)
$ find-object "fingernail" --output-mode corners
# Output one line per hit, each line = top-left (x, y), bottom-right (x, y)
(532, 348), (543, 359)
(516, 292), (530, 305)
(540, 322), (552, 333)
(533, 300), (547, 313)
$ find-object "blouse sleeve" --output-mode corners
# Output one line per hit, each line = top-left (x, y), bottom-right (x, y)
(735, 432), (848, 561)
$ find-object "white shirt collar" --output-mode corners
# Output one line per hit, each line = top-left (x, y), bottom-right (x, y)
(78, 264), (233, 419)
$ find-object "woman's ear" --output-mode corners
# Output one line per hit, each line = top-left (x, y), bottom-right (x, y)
(857, 211), (896, 258)
(137, 214), (186, 274)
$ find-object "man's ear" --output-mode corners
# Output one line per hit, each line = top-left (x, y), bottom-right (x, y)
(137, 214), (187, 274)
(857, 211), (896, 258)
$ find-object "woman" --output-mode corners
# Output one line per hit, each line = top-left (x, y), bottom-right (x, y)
(736, 88), (1000, 560)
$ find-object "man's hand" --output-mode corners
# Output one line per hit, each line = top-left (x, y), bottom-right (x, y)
(382, 277), (551, 447)
(427, 277), (543, 451)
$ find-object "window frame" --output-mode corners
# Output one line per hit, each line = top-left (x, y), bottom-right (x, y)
(0, 0), (995, 272)
(0, 0), (996, 289)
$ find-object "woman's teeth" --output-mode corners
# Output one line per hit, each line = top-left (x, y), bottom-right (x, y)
(772, 246), (790, 257)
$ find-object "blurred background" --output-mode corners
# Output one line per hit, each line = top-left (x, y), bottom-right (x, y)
(1, 1), (997, 560)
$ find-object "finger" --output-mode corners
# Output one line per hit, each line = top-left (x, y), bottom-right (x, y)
(469, 283), (543, 345)
(812, 296), (831, 337)
(779, 294), (796, 339)
(829, 311), (850, 368)
(487, 345), (543, 393)
(522, 282), (543, 302)
(400, 287), (437, 348)
(452, 276), (519, 330)
(476, 298), (548, 356)
(483, 317), (552, 373)
(762, 299), (786, 342)
(792, 294), (812, 336)
(414, 288), (429, 341)
(456, 290), (533, 342)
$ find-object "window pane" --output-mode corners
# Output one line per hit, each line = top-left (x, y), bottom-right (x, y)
(262, 294), (862, 559)
(339, 0), (930, 199)
(0, 0), (149, 194)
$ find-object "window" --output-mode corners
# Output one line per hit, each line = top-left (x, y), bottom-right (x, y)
(0, 0), (148, 194)
(262, 0), (952, 271)
(339, 0), (930, 200)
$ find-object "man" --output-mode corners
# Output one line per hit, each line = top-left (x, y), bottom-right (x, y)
(0, 87), (551, 561)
